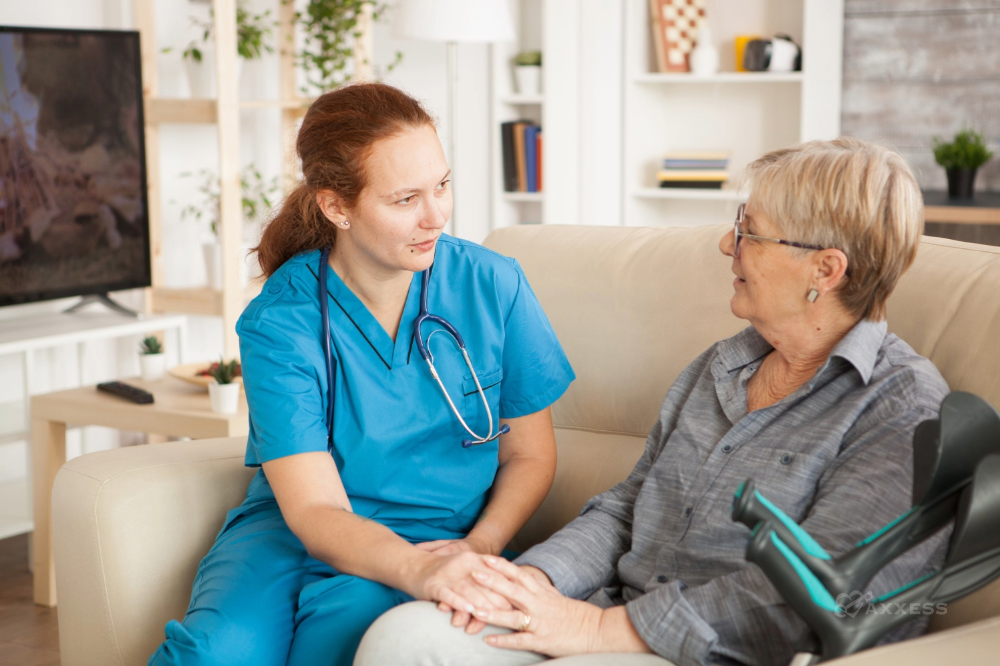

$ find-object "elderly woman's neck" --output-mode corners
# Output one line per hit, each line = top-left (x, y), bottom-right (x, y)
(753, 307), (860, 394)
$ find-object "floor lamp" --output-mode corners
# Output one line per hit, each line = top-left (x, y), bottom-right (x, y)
(393, 0), (515, 237)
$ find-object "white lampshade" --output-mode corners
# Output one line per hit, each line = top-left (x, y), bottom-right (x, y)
(392, 0), (516, 43)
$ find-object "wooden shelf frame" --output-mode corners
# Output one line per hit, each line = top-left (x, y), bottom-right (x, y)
(133, 1), (373, 355)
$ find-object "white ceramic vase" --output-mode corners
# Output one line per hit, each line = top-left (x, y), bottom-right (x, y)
(208, 381), (241, 415)
(139, 353), (166, 381)
(689, 24), (720, 76)
(203, 240), (222, 289)
(514, 65), (542, 95)
(184, 45), (243, 98)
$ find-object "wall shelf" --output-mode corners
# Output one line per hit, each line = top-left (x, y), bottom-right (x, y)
(632, 187), (746, 202)
(634, 72), (804, 84)
(500, 94), (544, 105)
(504, 192), (544, 203)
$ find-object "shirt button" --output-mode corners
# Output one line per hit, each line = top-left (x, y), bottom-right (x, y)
(268, 282), (282, 294)
(684, 507), (692, 517)
(722, 444), (733, 453)
(657, 575), (668, 583)
(781, 454), (794, 465)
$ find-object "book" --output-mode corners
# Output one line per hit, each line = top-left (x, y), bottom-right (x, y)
(537, 130), (543, 192)
(525, 125), (539, 193)
(662, 151), (730, 161)
(514, 122), (528, 192)
(657, 169), (729, 181)
(659, 181), (725, 189)
(500, 121), (518, 192)
(661, 160), (729, 169)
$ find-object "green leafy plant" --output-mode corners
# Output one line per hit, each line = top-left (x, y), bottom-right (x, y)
(139, 336), (163, 355)
(207, 358), (239, 385)
(514, 51), (542, 67)
(178, 164), (280, 237)
(933, 129), (994, 171)
(164, 1), (276, 62)
(291, 0), (402, 94)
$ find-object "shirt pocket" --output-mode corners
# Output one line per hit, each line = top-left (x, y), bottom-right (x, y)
(462, 367), (503, 437)
(708, 445), (830, 533)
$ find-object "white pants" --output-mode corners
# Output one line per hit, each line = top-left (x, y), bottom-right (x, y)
(353, 601), (676, 666)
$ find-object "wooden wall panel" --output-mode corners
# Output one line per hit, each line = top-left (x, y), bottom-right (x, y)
(840, 3), (1000, 192)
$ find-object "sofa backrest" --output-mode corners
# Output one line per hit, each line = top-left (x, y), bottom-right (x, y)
(483, 223), (1000, 631)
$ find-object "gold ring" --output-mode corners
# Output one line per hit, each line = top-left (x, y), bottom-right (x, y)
(517, 613), (532, 632)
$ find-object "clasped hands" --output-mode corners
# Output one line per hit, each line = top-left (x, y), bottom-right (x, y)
(413, 538), (606, 657)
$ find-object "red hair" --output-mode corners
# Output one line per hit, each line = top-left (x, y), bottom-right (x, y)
(254, 83), (434, 277)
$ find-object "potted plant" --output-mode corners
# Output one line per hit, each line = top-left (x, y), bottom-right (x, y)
(513, 51), (542, 96)
(933, 129), (994, 200)
(168, 1), (275, 98)
(294, 0), (401, 94)
(206, 358), (241, 414)
(178, 164), (279, 289)
(138, 336), (165, 381)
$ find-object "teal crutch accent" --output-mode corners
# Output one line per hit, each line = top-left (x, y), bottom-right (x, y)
(771, 533), (840, 613)
(873, 570), (937, 604)
(756, 491), (831, 560)
(856, 507), (915, 548)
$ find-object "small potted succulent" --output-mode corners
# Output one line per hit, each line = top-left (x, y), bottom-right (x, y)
(513, 51), (542, 96)
(933, 129), (994, 200)
(138, 336), (166, 381)
(207, 358), (241, 414)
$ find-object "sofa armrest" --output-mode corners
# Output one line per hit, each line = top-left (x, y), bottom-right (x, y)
(53, 437), (255, 666)
(823, 615), (1000, 665)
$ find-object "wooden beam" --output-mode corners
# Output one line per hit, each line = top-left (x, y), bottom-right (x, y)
(925, 206), (1000, 226)
(151, 287), (223, 317)
(145, 98), (218, 124)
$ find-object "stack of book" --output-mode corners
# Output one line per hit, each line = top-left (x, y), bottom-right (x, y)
(501, 121), (543, 193)
(657, 152), (729, 189)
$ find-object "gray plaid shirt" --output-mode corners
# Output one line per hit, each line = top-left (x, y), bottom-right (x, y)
(516, 319), (951, 666)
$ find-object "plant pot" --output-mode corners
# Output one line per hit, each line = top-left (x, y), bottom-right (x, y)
(946, 168), (978, 200)
(139, 353), (166, 381)
(208, 381), (241, 414)
(184, 45), (243, 98)
(203, 240), (222, 289)
(514, 65), (542, 96)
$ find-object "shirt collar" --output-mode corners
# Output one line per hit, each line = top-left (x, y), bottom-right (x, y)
(714, 318), (887, 386)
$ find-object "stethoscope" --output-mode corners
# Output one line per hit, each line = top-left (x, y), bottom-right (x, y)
(319, 247), (509, 449)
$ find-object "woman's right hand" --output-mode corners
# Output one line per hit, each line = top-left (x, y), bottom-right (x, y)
(408, 551), (513, 619)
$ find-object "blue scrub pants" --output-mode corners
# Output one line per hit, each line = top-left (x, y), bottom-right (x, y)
(147, 503), (413, 666)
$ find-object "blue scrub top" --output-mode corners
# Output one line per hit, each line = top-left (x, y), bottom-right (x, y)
(235, 235), (575, 543)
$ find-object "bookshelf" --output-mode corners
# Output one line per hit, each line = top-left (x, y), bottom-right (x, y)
(622, 0), (844, 228)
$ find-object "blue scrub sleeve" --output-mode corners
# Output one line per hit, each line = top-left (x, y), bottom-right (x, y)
(238, 306), (330, 465)
(498, 259), (575, 418)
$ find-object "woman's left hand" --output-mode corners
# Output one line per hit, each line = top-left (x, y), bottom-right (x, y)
(470, 556), (604, 657)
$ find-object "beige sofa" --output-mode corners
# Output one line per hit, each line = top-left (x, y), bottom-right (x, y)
(53, 224), (1000, 665)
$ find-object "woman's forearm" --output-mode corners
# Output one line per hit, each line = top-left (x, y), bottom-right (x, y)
(293, 505), (433, 595)
(466, 446), (556, 555)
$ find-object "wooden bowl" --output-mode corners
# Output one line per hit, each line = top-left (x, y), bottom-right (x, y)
(168, 362), (243, 389)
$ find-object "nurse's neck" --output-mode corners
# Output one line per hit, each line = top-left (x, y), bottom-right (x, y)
(329, 242), (412, 342)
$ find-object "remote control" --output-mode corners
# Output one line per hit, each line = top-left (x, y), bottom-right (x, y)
(97, 381), (155, 404)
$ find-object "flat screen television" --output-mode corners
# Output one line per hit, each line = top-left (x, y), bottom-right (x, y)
(0, 26), (150, 308)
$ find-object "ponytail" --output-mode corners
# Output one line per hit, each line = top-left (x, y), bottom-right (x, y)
(254, 184), (336, 278)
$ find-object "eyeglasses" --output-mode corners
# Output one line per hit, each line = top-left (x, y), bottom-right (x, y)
(733, 203), (827, 258)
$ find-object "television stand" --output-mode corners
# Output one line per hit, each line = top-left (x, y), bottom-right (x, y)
(62, 293), (142, 318)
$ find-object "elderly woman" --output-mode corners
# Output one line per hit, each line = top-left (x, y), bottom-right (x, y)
(354, 138), (950, 666)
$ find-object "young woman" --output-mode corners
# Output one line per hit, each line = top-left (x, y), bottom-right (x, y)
(148, 83), (574, 666)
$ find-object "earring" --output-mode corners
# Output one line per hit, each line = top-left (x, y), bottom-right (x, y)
(807, 288), (820, 303)
(339, 219), (350, 229)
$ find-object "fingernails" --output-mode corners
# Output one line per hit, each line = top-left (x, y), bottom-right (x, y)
(475, 609), (489, 619)
(473, 571), (488, 581)
(485, 636), (496, 645)
(464, 604), (475, 613)
(486, 556), (498, 564)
